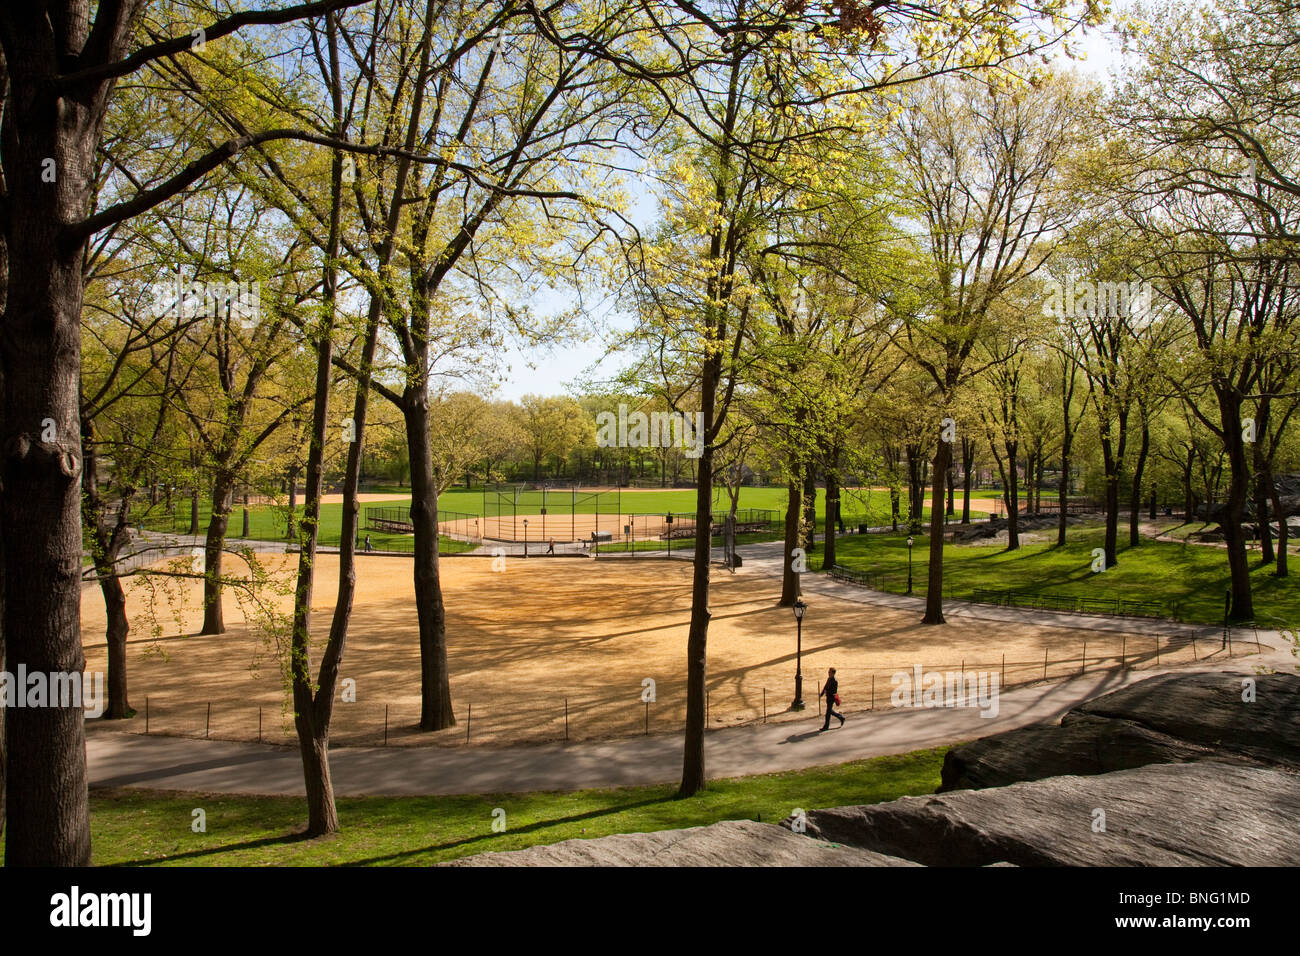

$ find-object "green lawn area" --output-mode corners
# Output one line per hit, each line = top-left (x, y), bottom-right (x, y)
(140, 484), (1002, 547)
(828, 521), (1300, 627)
(46, 748), (946, 867)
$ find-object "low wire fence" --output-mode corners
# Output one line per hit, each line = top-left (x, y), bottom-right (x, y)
(121, 628), (1259, 749)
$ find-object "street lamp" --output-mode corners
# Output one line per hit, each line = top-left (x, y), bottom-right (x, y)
(906, 535), (914, 595)
(791, 598), (807, 710)
(523, 518), (529, 558)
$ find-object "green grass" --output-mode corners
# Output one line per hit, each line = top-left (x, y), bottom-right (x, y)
(52, 747), (947, 867)
(829, 521), (1300, 626)
(141, 485), (999, 547)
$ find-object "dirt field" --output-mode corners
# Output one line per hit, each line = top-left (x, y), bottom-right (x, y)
(81, 553), (1236, 749)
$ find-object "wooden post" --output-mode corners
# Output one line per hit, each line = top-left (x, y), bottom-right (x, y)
(870, 673), (875, 711)
(258, 706), (262, 743)
(467, 703), (472, 743)
(1081, 642), (1086, 675)
(644, 699), (649, 735)
(1155, 635), (1160, 664)
(206, 701), (211, 738)
(384, 705), (389, 746)
(1043, 647), (1048, 680)
(145, 695), (150, 734)
(762, 688), (767, 723)
(565, 697), (569, 741)
(1121, 634), (1126, 669)
(1001, 654), (1005, 687)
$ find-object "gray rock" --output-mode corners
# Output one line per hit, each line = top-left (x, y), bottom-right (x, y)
(941, 671), (1300, 791)
(1068, 671), (1300, 769)
(789, 762), (1300, 867)
(938, 715), (1238, 792)
(444, 818), (918, 867)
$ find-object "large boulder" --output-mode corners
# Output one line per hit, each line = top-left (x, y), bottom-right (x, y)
(940, 671), (1300, 791)
(788, 762), (1300, 867)
(443, 818), (917, 867)
(938, 715), (1236, 791)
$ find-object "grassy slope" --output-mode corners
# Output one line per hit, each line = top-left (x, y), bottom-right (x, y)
(56, 748), (946, 867)
(828, 521), (1300, 626)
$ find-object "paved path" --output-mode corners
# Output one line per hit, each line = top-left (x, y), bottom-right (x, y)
(84, 535), (1296, 797)
(87, 649), (1293, 797)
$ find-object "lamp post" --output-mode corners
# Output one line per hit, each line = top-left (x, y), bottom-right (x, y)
(792, 598), (807, 710)
(904, 535), (915, 595)
(523, 518), (529, 558)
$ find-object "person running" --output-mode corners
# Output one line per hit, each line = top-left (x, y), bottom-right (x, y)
(364, 534), (373, 552)
(547, 537), (555, 555)
(820, 667), (844, 730)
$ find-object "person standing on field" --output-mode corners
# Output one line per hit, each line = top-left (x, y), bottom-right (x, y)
(820, 667), (844, 730)
(547, 537), (555, 554)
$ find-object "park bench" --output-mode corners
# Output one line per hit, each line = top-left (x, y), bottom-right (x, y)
(972, 587), (1011, 606)
(1033, 593), (1079, 613)
(1078, 596), (1121, 616)
(1119, 599), (1165, 618)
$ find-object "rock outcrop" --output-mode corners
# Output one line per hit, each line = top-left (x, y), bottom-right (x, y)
(443, 818), (917, 867)
(788, 762), (1300, 867)
(940, 671), (1300, 791)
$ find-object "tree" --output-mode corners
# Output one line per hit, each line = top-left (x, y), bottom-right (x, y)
(895, 70), (1089, 623)
(0, 0), (380, 867)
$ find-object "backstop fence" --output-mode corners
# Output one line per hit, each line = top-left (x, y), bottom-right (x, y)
(362, 505), (482, 551)
(481, 484), (625, 542)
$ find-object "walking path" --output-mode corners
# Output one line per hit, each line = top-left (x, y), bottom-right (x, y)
(85, 534), (1296, 796)
(86, 654), (1289, 797)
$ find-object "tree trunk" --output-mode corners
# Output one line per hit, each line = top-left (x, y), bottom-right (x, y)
(242, 492), (251, 539)
(1101, 440), (1121, 568)
(822, 464), (838, 571)
(1269, 475), (1288, 578)
(98, 570), (132, 719)
(1129, 421), (1149, 548)
(921, 438), (952, 624)
(405, 396), (455, 730)
(801, 466), (816, 553)
(961, 437), (974, 524)
(1218, 393), (1254, 621)
(189, 487), (200, 535)
(1, 206), (93, 868)
(200, 471), (237, 635)
(779, 476), (802, 606)
(1005, 442), (1020, 551)
(1057, 447), (1072, 547)
(1254, 445), (1274, 564)
(679, 334), (720, 797)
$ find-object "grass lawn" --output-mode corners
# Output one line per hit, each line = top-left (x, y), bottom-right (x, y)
(829, 521), (1300, 627)
(47, 748), (947, 867)
(140, 485), (1001, 546)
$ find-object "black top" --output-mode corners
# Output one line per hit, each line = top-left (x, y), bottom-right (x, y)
(823, 676), (838, 697)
